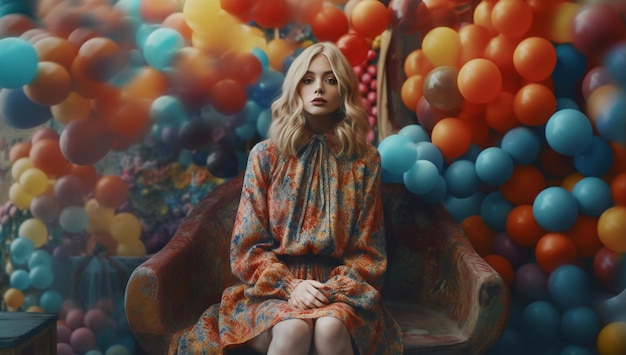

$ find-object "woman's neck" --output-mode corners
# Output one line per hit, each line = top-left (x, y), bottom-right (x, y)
(304, 112), (341, 134)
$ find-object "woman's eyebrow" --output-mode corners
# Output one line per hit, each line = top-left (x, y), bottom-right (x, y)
(304, 70), (335, 76)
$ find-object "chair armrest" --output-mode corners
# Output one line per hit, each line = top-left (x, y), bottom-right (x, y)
(125, 175), (243, 354)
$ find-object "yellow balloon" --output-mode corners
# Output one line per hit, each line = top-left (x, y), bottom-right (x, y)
(109, 212), (142, 243)
(267, 38), (296, 71)
(3, 288), (25, 309)
(9, 183), (33, 210)
(587, 84), (620, 123)
(26, 305), (45, 313)
(561, 172), (584, 192)
(19, 168), (49, 196)
(183, 0), (222, 33)
(547, 2), (580, 44)
(116, 239), (147, 257)
(11, 157), (34, 181)
(598, 206), (626, 253)
(84, 198), (115, 234)
(19, 218), (49, 248)
(51, 92), (91, 125)
(597, 322), (626, 355)
(421, 27), (461, 67)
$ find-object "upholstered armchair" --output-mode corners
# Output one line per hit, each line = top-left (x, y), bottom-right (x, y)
(125, 174), (509, 354)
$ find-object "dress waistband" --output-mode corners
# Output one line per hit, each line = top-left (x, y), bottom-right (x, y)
(278, 254), (341, 267)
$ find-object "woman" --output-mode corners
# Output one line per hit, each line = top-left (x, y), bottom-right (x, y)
(172, 42), (403, 355)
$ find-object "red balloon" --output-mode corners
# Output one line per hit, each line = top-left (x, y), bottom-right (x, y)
(572, 4), (625, 57)
(311, 6), (349, 42)
(593, 247), (623, 292)
(336, 32), (369, 67)
(93, 175), (129, 209)
(535, 232), (578, 272)
(251, 0), (290, 28)
(211, 79), (248, 115)
(220, 0), (254, 22)
(29, 138), (71, 177)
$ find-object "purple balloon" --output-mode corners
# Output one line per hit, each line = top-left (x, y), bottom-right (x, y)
(30, 194), (61, 222)
(54, 174), (87, 206)
(59, 119), (113, 165)
(492, 232), (530, 268)
(514, 262), (550, 302)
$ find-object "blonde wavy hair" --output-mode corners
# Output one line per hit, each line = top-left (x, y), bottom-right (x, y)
(267, 42), (371, 158)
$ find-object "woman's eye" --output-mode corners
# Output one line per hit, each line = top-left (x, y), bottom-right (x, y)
(302, 78), (313, 84)
(326, 77), (338, 85)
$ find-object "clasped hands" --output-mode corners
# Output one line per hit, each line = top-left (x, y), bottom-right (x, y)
(289, 280), (330, 310)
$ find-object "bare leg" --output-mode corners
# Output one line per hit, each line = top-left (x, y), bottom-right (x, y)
(312, 317), (354, 355)
(246, 318), (313, 355)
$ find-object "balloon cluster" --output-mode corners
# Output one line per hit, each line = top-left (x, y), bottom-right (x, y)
(379, 0), (626, 354)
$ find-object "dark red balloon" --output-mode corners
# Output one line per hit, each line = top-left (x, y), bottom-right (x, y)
(572, 4), (626, 57)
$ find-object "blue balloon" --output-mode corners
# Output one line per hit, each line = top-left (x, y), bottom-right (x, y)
(560, 307), (601, 346)
(150, 95), (188, 125)
(560, 345), (593, 355)
(235, 122), (257, 140)
(556, 97), (581, 111)
(418, 175), (447, 204)
(0, 37), (38, 88)
(573, 136), (614, 176)
(39, 289), (63, 313)
(548, 264), (590, 309)
(256, 109), (272, 138)
(398, 124), (430, 143)
(520, 300), (561, 343)
(378, 134), (417, 175)
(135, 24), (161, 55)
(143, 27), (185, 71)
(59, 206), (89, 233)
(571, 177), (613, 217)
(443, 191), (485, 223)
(444, 160), (479, 198)
(500, 127), (541, 165)
(475, 147), (514, 186)
(251, 47), (270, 70)
(458, 144), (481, 162)
(595, 92), (626, 143)
(403, 160), (440, 195)
(9, 237), (34, 265)
(0, 88), (52, 129)
(29, 265), (53, 290)
(415, 142), (444, 172)
(604, 41), (626, 90)
(552, 43), (588, 85)
(10, 269), (30, 291)
(532, 187), (578, 231)
(545, 109), (593, 156)
(248, 69), (284, 108)
(480, 191), (514, 232)
(381, 169), (403, 184)
(28, 249), (53, 270)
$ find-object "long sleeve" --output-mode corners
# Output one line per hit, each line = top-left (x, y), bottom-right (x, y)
(229, 143), (298, 300)
(325, 149), (388, 310)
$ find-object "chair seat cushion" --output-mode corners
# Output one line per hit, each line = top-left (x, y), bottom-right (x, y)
(386, 302), (466, 351)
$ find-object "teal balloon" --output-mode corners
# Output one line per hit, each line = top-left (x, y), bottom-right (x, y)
(0, 37), (38, 88)
(59, 206), (89, 233)
(533, 186), (578, 232)
(398, 124), (429, 143)
(28, 249), (53, 269)
(142, 27), (185, 71)
(10, 269), (30, 291)
(378, 134), (417, 175)
(403, 160), (440, 195)
(39, 290), (63, 313)
(10, 237), (34, 265)
(29, 265), (53, 289)
(150, 95), (188, 125)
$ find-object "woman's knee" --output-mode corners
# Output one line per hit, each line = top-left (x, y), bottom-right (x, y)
(313, 317), (352, 349)
(270, 318), (314, 352)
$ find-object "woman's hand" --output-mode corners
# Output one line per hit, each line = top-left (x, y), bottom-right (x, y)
(289, 280), (329, 310)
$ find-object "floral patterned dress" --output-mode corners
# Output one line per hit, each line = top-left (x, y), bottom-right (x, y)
(171, 132), (403, 354)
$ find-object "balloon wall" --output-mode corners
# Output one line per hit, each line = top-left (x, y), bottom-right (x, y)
(0, 0), (624, 354)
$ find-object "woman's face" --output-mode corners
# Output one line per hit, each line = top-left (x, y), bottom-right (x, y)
(297, 54), (341, 122)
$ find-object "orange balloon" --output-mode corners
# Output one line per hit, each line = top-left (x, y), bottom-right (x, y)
(69, 164), (100, 192)
(459, 113), (492, 147)
(9, 142), (31, 164)
(101, 98), (151, 143)
(506, 204), (546, 247)
(93, 175), (129, 209)
(561, 172), (584, 192)
(310, 5), (349, 42)
(0, 13), (35, 37)
(266, 38), (295, 71)
(401, 75), (424, 112)
(24, 61), (72, 106)
(490, 0), (533, 38)
(350, 0), (389, 39)
(403, 49), (433, 77)
(568, 215), (602, 259)
(460, 215), (496, 256)
(483, 254), (515, 287)
(609, 142), (626, 175)
(535, 232), (578, 272)
(162, 12), (193, 41)
(458, 24), (493, 65)
(250, 0), (290, 29)
(513, 83), (556, 126)
(29, 138), (70, 178)
(74, 37), (128, 82)
(122, 66), (169, 101)
(513, 36), (557, 82)
(472, 1), (495, 34)
(484, 34), (519, 75)
(611, 172), (626, 206)
(70, 58), (119, 100)
(500, 165), (546, 205)
(457, 58), (502, 104)
(484, 91), (519, 132)
(140, 0), (180, 23)
(289, 0), (323, 24)
(430, 117), (472, 160)
(33, 36), (78, 71)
